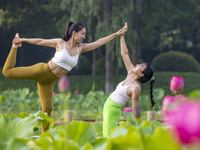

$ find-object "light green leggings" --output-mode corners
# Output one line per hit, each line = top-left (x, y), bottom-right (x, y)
(103, 97), (122, 138)
(2, 47), (59, 133)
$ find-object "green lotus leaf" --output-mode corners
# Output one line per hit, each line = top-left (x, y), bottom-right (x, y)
(67, 120), (96, 147)
(142, 127), (181, 150)
(0, 114), (37, 150)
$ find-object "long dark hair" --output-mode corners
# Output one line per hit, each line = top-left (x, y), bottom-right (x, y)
(62, 22), (86, 41)
(138, 63), (155, 108)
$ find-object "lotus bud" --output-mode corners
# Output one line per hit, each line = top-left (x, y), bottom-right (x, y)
(58, 75), (70, 93)
(170, 76), (184, 94)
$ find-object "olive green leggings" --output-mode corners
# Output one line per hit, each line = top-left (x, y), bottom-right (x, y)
(2, 47), (59, 133)
(103, 97), (122, 138)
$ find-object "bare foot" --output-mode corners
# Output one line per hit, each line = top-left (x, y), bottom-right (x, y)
(12, 33), (22, 48)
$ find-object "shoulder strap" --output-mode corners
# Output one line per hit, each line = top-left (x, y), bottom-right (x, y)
(129, 84), (141, 91)
(121, 82), (140, 90)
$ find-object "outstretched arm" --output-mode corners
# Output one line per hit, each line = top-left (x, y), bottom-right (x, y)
(81, 23), (127, 53)
(120, 35), (134, 72)
(131, 88), (140, 120)
(12, 33), (60, 48)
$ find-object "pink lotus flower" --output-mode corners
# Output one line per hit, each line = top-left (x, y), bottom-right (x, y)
(162, 95), (186, 116)
(170, 76), (184, 94)
(58, 75), (70, 93)
(162, 95), (176, 116)
(53, 92), (56, 96)
(175, 94), (186, 102)
(124, 107), (132, 112)
(166, 101), (200, 144)
(74, 90), (79, 94)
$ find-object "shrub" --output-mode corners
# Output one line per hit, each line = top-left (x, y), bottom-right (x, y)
(152, 51), (200, 72)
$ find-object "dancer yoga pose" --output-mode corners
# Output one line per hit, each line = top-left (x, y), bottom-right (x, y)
(3, 22), (127, 133)
(103, 23), (155, 138)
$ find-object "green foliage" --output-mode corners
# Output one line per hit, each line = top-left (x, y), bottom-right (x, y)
(28, 120), (98, 150)
(67, 121), (96, 147)
(0, 0), (58, 38)
(28, 127), (68, 150)
(0, 111), (52, 150)
(0, 113), (182, 150)
(107, 121), (180, 150)
(1, 0), (200, 72)
(0, 114), (37, 150)
(1, 71), (200, 96)
(0, 88), (70, 114)
(34, 111), (51, 129)
(158, 29), (183, 51)
(153, 88), (165, 110)
(0, 88), (40, 112)
(187, 89), (200, 99)
(1, 72), (200, 115)
(92, 121), (103, 137)
(0, 88), (109, 118)
(140, 0), (200, 63)
(67, 90), (109, 118)
(53, 92), (71, 111)
(152, 51), (200, 72)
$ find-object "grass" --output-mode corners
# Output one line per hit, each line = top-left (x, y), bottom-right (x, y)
(1, 71), (200, 96)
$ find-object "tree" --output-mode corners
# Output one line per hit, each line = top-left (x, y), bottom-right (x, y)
(0, 0), (59, 67)
(103, 0), (113, 93)
(140, 0), (200, 63)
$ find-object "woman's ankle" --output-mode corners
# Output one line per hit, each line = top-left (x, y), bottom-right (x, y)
(12, 44), (18, 48)
(12, 43), (21, 48)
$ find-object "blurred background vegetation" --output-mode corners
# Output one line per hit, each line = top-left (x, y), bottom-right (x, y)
(1, 0), (200, 93)
(1, 2), (200, 149)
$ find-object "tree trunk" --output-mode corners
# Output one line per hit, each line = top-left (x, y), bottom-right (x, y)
(105, 45), (113, 93)
(92, 51), (96, 76)
(103, 0), (113, 93)
(91, 17), (97, 76)
(131, 0), (142, 65)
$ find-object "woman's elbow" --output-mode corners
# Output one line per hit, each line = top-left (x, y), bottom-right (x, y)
(121, 51), (127, 56)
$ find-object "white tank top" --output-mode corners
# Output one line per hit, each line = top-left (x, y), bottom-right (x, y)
(52, 42), (79, 71)
(109, 81), (140, 106)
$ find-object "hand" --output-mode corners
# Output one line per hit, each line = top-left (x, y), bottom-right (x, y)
(116, 22), (128, 36)
(12, 33), (22, 48)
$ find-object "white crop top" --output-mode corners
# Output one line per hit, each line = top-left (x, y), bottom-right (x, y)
(109, 81), (140, 106)
(52, 42), (79, 71)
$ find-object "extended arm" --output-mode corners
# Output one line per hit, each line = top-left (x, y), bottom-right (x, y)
(12, 34), (60, 48)
(120, 35), (134, 72)
(131, 88), (140, 120)
(81, 33), (117, 53)
(81, 23), (128, 53)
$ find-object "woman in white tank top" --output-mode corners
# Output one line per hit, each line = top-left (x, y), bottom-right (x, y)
(103, 23), (155, 138)
(4, 22), (127, 133)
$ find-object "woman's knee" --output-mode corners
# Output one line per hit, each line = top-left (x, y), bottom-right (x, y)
(2, 69), (13, 79)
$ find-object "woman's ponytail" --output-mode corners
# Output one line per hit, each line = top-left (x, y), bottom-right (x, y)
(150, 78), (155, 108)
(62, 22), (74, 41)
